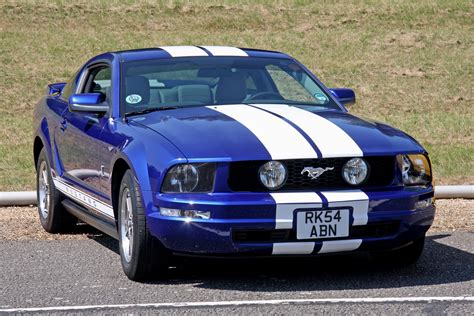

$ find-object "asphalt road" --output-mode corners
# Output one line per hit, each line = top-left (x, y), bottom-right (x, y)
(0, 231), (472, 314)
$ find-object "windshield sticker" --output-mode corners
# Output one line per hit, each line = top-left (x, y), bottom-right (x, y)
(314, 93), (328, 104)
(126, 94), (142, 104)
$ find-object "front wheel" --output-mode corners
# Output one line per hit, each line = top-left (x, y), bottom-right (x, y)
(371, 235), (425, 266)
(118, 170), (170, 281)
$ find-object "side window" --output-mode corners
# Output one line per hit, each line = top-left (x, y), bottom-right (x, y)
(265, 65), (315, 103)
(83, 66), (111, 102)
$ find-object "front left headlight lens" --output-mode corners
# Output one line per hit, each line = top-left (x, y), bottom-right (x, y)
(161, 163), (216, 193)
(397, 154), (432, 185)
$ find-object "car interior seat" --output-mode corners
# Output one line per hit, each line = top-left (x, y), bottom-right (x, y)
(215, 72), (247, 104)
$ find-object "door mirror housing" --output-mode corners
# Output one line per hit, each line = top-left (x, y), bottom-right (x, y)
(68, 93), (108, 113)
(329, 88), (356, 106)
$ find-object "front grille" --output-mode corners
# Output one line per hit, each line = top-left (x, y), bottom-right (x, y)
(228, 156), (395, 192)
(232, 222), (400, 243)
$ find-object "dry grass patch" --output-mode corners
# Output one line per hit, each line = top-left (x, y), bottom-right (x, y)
(0, 0), (473, 190)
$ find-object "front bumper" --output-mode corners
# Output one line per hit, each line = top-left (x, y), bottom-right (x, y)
(147, 187), (435, 256)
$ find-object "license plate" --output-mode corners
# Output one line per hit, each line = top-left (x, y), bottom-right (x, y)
(296, 209), (350, 240)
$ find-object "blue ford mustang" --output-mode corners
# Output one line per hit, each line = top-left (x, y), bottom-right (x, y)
(33, 46), (435, 280)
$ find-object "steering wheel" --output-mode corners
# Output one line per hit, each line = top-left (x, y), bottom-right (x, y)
(245, 91), (284, 101)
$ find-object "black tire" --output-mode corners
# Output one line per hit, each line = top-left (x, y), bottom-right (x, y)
(117, 170), (170, 281)
(36, 148), (77, 233)
(371, 235), (425, 267)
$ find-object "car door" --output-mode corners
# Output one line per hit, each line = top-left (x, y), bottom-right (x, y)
(55, 63), (112, 201)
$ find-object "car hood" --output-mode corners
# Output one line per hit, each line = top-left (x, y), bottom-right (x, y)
(130, 104), (425, 161)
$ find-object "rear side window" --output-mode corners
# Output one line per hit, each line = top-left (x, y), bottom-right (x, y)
(60, 71), (80, 101)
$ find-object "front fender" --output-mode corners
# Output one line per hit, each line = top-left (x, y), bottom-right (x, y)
(110, 121), (187, 215)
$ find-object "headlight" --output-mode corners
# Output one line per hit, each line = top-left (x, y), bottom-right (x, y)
(342, 158), (369, 185)
(161, 163), (216, 193)
(259, 161), (287, 190)
(397, 154), (431, 185)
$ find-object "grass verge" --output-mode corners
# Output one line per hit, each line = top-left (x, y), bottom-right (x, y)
(0, 0), (472, 190)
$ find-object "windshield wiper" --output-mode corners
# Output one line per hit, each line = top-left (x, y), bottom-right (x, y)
(125, 106), (179, 117)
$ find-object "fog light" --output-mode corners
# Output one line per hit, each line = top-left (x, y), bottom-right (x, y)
(160, 207), (211, 220)
(414, 198), (432, 210)
(160, 207), (182, 217)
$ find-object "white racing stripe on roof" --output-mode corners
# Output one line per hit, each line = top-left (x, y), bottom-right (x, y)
(159, 46), (208, 57)
(207, 104), (318, 160)
(252, 104), (363, 158)
(200, 46), (248, 56)
(270, 192), (322, 229)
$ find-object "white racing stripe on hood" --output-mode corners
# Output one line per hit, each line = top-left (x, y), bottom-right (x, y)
(208, 104), (318, 159)
(252, 104), (363, 158)
(159, 46), (208, 57)
(200, 46), (248, 56)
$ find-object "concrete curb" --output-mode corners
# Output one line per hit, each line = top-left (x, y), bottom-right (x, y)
(0, 185), (473, 207)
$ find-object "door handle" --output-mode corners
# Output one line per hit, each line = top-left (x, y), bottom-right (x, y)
(60, 119), (67, 131)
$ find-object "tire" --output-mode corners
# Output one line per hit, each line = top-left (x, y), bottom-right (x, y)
(36, 148), (77, 233)
(371, 235), (425, 267)
(118, 170), (170, 281)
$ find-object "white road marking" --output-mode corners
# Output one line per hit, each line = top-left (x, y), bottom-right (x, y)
(159, 46), (208, 57)
(251, 104), (363, 158)
(200, 46), (248, 56)
(1, 297), (472, 313)
(208, 104), (318, 160)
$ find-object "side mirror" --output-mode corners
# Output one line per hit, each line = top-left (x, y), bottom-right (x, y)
(329, 88), (356, 106)
(68, 93), (108, 113)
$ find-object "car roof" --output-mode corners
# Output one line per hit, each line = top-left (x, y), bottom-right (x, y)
(112, 46), (293, 62)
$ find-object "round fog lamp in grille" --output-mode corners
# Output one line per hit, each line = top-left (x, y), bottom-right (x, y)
(259, 161), (287, 190)
(342, 158), (369, 185)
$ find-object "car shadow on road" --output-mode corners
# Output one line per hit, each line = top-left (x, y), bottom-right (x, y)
(88, 232), (473, 291)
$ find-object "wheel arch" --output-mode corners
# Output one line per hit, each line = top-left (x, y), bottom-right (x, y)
(111, 158), (131, 224)
(33, 136), (44, 170)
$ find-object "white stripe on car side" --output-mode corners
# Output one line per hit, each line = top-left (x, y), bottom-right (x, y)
(251, 104), (363, 158)
(159, 46), (208, 57)
(321, 190), (369, 226)
(270, 192), (322, 230)
(200, 46), (248, 56)
(272, 242), (315, 255)
(318, 239), (362, 254)
(207, 104), (318, 159)
(52, 178), (114, 218)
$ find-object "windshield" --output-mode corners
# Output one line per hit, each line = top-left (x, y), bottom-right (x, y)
(121, 57), (340, 115)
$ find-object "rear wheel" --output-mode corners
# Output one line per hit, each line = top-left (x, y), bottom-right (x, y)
(371, 235), (425, 266)
(36, 148), (76, 233)
(118, 170), (170, 281)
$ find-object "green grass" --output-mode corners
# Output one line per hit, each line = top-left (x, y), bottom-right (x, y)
(0, 0), (473, 190)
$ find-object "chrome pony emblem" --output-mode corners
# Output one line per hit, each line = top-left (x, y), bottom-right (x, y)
(301, 167), (334, 180)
